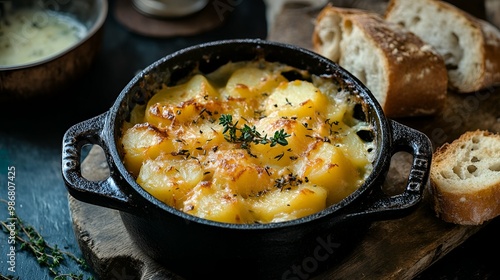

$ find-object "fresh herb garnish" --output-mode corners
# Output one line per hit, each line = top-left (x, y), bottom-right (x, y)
(218, 114), (291, 149)
(0, 200), (93, 280)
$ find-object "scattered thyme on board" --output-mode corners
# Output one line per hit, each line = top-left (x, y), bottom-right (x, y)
(0, 199), (94, 280)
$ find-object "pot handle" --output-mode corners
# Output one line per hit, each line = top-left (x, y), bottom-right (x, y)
(61, 112), (133, 212)
(344, 119), (433, 220)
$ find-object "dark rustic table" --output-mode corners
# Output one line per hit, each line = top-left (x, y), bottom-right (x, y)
(0, 0), (499, 279)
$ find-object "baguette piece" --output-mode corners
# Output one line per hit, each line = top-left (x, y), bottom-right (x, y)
(312, 5), (447, 118)
(385, 0), (500, 93)
(429, 130), (500, 225)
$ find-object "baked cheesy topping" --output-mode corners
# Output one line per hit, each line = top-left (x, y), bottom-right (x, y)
(120, 59), (376, 224)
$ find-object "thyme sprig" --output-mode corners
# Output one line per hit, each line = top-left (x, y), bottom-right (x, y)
(219, 114), (291, 149)
(0, 200), (93, 280)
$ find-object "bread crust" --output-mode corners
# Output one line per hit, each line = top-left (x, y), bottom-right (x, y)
(429, 130), (500, 225)
(385, 0), (500, 93)
(312, 5), (448, 118)
(480, 20), (500, 91)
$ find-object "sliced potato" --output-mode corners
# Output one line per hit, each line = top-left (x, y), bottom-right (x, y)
(183, 183), (252, 224)
(207, 150), (274, 196)
(251, 116), (310, 167)
(296, 141), (362, 205)
(225, 66), (287, 99)
(120, 123), (175, 177)
(137, 156), (204, 209)
(249, 184), (327, 223)
(264, 80), (329, 118)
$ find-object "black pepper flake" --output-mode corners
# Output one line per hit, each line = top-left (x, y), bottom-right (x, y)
(264, 166), (272, 176)
(274, 152), (285, 161)
(172, 149), (190, 157)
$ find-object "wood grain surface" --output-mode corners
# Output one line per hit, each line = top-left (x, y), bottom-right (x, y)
(69, 1), (500, 279)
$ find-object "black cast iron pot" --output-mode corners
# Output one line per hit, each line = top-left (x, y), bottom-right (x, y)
(62, 39), (433, 280)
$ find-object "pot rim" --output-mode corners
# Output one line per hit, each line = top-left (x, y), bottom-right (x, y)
(0, 0), (108, 71)
(106, 38), (391, 229)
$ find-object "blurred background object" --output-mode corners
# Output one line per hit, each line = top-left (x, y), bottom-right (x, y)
(114, 0), (230, 37)
(132, 0), (209, 18)
(0, 0), (108, 101)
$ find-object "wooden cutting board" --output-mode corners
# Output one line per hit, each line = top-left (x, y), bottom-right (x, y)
(69, 1), (500, 279)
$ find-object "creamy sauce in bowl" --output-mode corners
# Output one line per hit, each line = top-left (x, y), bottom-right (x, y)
(0, 8), (87, 67)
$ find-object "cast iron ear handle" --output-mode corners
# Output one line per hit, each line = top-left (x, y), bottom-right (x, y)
(342, 119), (433, 221)
(61, 113), (134, 212)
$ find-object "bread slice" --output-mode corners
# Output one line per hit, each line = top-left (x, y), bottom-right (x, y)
(312, 4), (448, 118)
(429, 130), (500, 225)
(385, 0), (500, 93)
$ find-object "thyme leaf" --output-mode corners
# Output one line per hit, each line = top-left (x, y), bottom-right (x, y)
(0, 199), (93, 280)
(218, 114), (291, 148)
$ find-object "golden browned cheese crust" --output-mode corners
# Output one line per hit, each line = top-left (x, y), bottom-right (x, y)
(312, 4), (448, 118)
(119, 60), (377, 224)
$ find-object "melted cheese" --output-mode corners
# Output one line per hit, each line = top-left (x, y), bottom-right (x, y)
(120, 60), (376, 224)
(0, 9), (87, 66)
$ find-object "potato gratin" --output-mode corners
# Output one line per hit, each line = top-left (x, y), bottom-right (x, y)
(119, 59), (376, 224)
